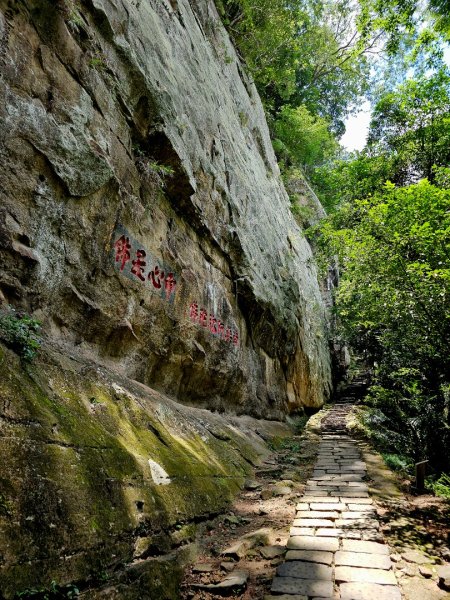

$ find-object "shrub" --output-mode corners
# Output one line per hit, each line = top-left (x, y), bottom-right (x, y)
(0, 307), (41, 362)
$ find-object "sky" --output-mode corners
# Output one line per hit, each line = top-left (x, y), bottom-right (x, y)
(340, 101), (372, 152)
(341, 45), (450, 153)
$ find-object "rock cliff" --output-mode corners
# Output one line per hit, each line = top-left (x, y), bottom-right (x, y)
(0, 0), (331, 414)
(0, 0), (332, 594)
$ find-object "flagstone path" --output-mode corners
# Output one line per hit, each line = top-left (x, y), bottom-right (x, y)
(269, 401), (402, 599)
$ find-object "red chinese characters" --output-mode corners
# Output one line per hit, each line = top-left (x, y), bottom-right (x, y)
(149, 265), (164, 289)
(131, 249), (146, 282)
(114, 235), (131, 271)
(188, 301), (239, 347)
(165, 273), (176, 300)
(113, 232), (177, 301)
(199, 308), (208, 328)
(209, 315), (218, 335)
(189, 301), (199, 321)
(217, 320), (225, 338)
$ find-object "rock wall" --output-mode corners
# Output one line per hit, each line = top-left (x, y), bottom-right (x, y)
(0, 0), (333, 594)
(0, 0), (331, 416)
(0, 343), (293, 597)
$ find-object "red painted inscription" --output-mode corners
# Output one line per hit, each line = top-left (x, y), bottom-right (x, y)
(114, 235), (131, 271)
(189, 301), (239, 347)
(113, 232), (177, 302)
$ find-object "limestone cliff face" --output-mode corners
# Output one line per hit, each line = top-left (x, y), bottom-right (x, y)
(0, 0), (333, 594)
(0, 0), (331, 415)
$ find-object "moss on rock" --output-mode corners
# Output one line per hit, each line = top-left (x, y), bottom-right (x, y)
(0, 343), (291, 597)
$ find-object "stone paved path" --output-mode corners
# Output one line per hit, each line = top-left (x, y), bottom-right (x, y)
(270, 403), (402, 599)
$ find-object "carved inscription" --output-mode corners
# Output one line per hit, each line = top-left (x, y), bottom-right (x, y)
(112, 227), (177, 302)
(111, 227), (240, 348)
(189, 301), (239, 347)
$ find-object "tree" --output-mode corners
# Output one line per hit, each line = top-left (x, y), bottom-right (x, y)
(218, 0), (375, 133)
(367, 71), (450, 183)
(272, 104), (338, 173)
(315, 179), (450, 469)
(311, 150), (398, 211)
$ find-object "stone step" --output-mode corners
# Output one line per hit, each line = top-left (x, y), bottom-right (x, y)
(268, 402), (401, 600)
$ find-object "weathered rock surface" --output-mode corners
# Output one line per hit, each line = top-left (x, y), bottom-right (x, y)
(0, 344), (289, 597)
(0, 0), (332, 595)
(0, 0), (331, 416)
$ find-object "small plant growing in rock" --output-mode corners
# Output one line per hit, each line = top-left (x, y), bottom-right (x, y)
(0, 307), (41, 362)
(57, 0), (84, 30)
(134, 150), (175, 188)
(88, 51), (108, 71)
(147, 160), (175, 178)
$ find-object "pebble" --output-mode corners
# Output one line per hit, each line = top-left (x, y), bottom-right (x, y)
(437, 564), (450, 590)
(193, 570), (249, 593)
(260, 545), (286, 559)
(419, 565), (433, 578)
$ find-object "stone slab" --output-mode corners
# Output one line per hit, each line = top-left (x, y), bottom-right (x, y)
(402, 549), (432, 565)
(336, 518), (379, 529)
(403, 576), (450, 598)
(312, 473), (361, 480)
(264, 596), (307, 600)
(271, 577), (333, 597)
(310, 503), (346, 511)
(296, 511), (339, 519)
(335, 566), (397, 585)
(287, 536), (339, 552)
(290, 527), (316, 537)
(296, 503), (310, 511)
(340, 497), (373, 504)
(315, 528), (345, 537)
(339, 582), (401, 600)
(361, 531), (383, 542)
(304, 497), (341, 503)
(348, 504), (376, 512)
(341, 512), (376, 519)
(342, 539), (389, 555)
(335, 550), (392, 570)
(277, 561), (333, 580)
(293, 518), (335, 528)
(303, 490), (333, 497)
(285, 550), (334, 565)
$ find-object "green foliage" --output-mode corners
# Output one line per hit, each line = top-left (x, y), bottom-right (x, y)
(0, 308), (41, 362)
(57, 0), (84, 30)
(14, 581), (79, 599)
(382, 453), (414, 475)
(88, 52), (108, 71)
(429, 472), (450, 498)
(356, 0), (450, 52)
(273, 105), (337, 173)
(368, 71), (450, 183)
(133, 146), (175, 188)
(314, 179), (450, 473)
(219, 0), (373, 133)
(311, 151), (397, 212)
(146, 161), (175, 178)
